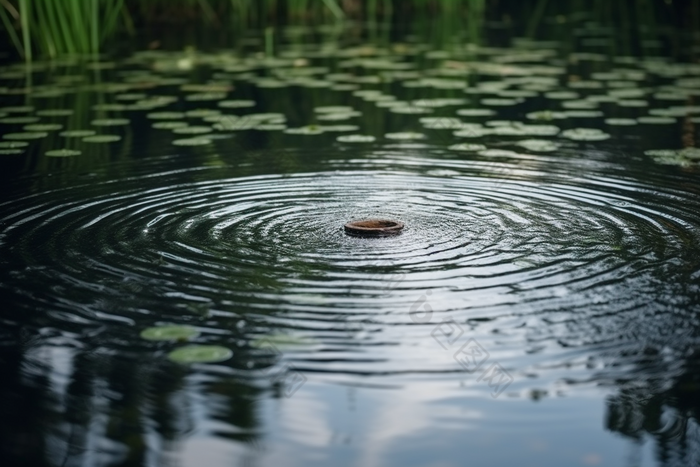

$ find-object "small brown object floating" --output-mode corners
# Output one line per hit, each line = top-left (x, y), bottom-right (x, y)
(344, 219), (404, 236)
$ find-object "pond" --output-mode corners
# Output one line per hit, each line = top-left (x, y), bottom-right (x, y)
(1, 18), (700, 467)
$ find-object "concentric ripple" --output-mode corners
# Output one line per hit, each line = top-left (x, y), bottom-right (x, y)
(1, 166), (700, 382)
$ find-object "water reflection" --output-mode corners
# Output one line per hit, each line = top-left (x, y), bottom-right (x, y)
(2, 17), (700, 467)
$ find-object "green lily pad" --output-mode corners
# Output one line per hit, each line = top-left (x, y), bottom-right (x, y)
(218, 99), (256, 108)
(60, 130), (97, 137)
(46, 149), (81, 157)
(82, 135), (122, 143)
(141, 325), (199, 341)
(172, 137), (212, 146)
(251, 333), (313, 350)
(637, 116), (676, 124)
(0, 106), (34, 113)
(23, 124), (63, 132)
(605, 118), (637, 126)
(36, 109), (74, 117)
(147, 111), (186, 120)
(0, 116), (40, 124)
(560, 128), (611, 141)
(515, 139), (560, 152)
(4, 132), (48, 140)
(172, 125), (213, 135)
(385, 132), (426, 140)
(153, 121), (188, 130)
(168, 345), (232, 364)
(91, 118), (130, 126)
(285, 125), (324, 135)
(0, 148), (24, 155)
(456, 109), (496, 117)
(0, 141), (29, 148)
(337, 134), (376, 143)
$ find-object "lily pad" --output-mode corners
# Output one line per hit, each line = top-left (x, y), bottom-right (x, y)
(147, 111), (186, 120)
(251, 333), (313, 350)
(0, 116), (40, 124)
(605, 118), (637, 126)
(456, 108), (496, 117)
(285, 125), (324, 135)
(0, 141), (29, 148)
(337, 134), (376, 143)
(82, 135), (122, 143)
(172, 137), (212, 146)
(91, 118), (130, 127)
(141, 325), (199, 341)
(218, 100), (256, 108)
(637, 116), (676, 124)
(60, 130), (97, 137)
(24, 124), (63, 132)
(4, 132), (48, 140)
(173, 125), (213, 135)
(560, 128), (611, 141)
(36, 109), (74, 117)
(385, 132), (426, 140)
(153, 121), (189, 130)
(46, 149), (81, 157)
(168, 345), (232, 364)
(516, 139), (560, 152)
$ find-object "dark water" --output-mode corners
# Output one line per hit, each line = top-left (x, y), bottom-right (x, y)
(1, 20), (700, 467)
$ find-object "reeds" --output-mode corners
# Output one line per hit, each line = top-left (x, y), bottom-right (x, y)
(0, 0), (696, 61)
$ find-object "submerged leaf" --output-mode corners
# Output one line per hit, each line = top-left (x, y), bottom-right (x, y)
(141, 325), (199, 341)
(168, 345), (232, 364)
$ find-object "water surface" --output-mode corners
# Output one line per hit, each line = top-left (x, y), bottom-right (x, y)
(1, 20), (700, 467)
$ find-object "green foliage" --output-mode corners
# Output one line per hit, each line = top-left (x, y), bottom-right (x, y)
(0, 0), (125, 59)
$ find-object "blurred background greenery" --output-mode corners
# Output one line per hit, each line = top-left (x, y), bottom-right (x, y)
(1, 0), (699, 60)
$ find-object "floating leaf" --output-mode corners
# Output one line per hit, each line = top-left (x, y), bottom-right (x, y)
(153, 121), (188, 130)
(36, 109), (74, 117)
(46, 149), (81, 157)
(186, 109), (221, 118)
(319, 125), (359, 132)
(560, 128), (610, 141)
(0, 106), (34, 113)
(60, 130), (96, 137)
(172, 137), (212, 146)
(337, 134), (376, 143)
(172, 125), (213, 135)
(605, 118), (637, 126)
(456, 108), (496, 117)
(147, 111), (186, 120)
(24, 123), (63, 131)
(218, 100), (256, 108)
(82, 135), (122, 143)
(385, 132), (426, 140)
(285, 125), (324, 135)
(516, 139), (560, 152)
(141, 325), (199, 341)
(0, 141), (29, 148)
(0, 116), (40, 124)
(168, 345), (232, 364)
(637, 116), (675, 124)
(251, 333), (313, 350)
(91, 118), (130, 126)
(4, 132), (48, 140)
